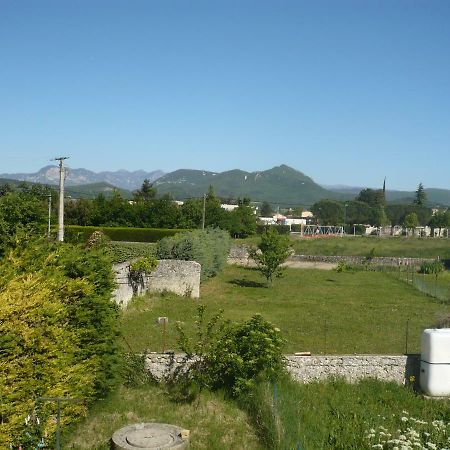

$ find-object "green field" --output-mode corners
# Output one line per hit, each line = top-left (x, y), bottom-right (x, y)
(290, 236), (450, 258)
(121, 265), (449, 355)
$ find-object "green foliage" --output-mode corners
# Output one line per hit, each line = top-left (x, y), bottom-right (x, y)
(128, 256), (158, 293)
(156, 228), (230, 281)
(414, 182), (427, 206)
(0, 191), (47, 255)
(403, 212), (419, 229)
(244, 377), (450, 450)
(386, 204), (432, 227)
(0, 239), (120, 448)
(356, 188), (385, 208)
(311, 199), (344, 225)
(256, 224), (290, 235)
(175, 305), (285, 397)
(419, 260), (445, 275)
(250, 228), (291, 284)
(103, 241), (156, 264)
(228, 204), (257, 238)
(133, 179), (156, 202)
(65, 225), (189, 243)
(260, 201), (273, 217)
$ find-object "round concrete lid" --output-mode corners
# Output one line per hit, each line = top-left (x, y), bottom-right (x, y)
(112, 423), (189, 450)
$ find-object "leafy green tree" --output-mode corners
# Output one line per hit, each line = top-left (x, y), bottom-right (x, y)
(369, 206), (390, 227)
(228, 204), (257, 238)
(414, 182), (427, 206)
(403, 212), (419, 230)
(356, 188), (385, 208)
(311, 199), (344, 225)
(260, 201), (273, 217)
(0, 191), (47, 254)
(386, 204), (431, 226)
(181, 198), (203, 228)
(345, 200), (371, 225)
(249, 227), (291, 284)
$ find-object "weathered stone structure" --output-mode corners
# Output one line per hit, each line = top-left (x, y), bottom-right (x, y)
(144, 352), (420, 386)
(112, 260), (201, 308)
(227, 245), (433, 268)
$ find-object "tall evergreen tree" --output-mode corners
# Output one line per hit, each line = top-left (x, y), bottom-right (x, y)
(414, 183), (426, 206)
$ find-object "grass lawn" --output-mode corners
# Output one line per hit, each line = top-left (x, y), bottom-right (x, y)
(289, 236), (450, 258)
(66, 384), (263, 450)
(237, 235), (450, 258)
(121, 265), (449, 355)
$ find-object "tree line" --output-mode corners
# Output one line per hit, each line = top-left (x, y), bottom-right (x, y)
(311, 184), (450, 229)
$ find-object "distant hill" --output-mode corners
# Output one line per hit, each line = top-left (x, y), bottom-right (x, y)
(0, 177), (132, 199)
(0, 166), (164, 191)
(155, 165), (340, 205)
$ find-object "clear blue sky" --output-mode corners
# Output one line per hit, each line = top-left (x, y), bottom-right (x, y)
(1, 0), (449, 190)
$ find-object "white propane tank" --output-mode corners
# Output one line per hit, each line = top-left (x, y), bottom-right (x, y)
(420, 328), (450, 397)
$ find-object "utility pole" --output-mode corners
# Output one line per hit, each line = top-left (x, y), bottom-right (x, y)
(52, 157), (69, 242)
(202, 193), (206, 230)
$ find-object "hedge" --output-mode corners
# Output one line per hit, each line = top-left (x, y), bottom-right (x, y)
(65, 225), (191, 243)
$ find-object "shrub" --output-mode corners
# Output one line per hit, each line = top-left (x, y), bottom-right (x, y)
(290, 224), (302, 232)
(156, 228), (230, 281)
(0, 239), (120, 448)
(419, 260), (445, 275)
(65, 225), (190, 243)
(175, 305), (285, 397)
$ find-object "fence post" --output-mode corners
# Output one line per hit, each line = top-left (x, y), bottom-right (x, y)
(405, 319), (410, 354)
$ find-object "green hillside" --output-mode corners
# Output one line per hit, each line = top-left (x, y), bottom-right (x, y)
(155, 164), (340, 205)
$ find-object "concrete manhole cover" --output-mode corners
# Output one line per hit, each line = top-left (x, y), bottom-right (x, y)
(112, 423), (189, 450)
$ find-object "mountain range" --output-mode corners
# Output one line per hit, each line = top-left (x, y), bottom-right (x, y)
(1, 165), (449, 206)
(0, 165), (163, 191)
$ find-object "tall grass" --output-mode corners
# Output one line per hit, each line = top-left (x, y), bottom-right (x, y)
(244, 375), (450, 449)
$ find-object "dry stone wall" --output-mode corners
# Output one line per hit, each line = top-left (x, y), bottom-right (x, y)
(144, 353), (420, 385)
(112, 259), (201, 308)
(228, 245), (433, 267)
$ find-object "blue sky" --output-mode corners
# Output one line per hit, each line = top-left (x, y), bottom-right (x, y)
(1, 0), (449, 190)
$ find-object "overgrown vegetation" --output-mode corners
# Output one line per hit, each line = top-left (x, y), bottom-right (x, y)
(175, 305), (285, 398)
(156, 228), (231, 281)
(0, 238), (121, 449)
(243, 376), (450, 449)
(419, 259), (445, 275)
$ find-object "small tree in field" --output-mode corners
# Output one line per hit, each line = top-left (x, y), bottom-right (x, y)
(250, 227), (291, 285)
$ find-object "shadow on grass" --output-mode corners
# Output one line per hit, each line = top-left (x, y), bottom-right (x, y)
(229, 278), (267, 288)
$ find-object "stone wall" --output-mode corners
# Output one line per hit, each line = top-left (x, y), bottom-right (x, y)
(144, 352), (420, 385)
(227, 245), (433, 267)
(112, 259), (201, 308)
(286, 354), (420, 384)
(148, 260), (201, 299)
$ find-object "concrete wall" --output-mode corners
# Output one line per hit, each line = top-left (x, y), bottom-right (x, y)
(112, 259), (201, 308)
(144, 352), (420, 386)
